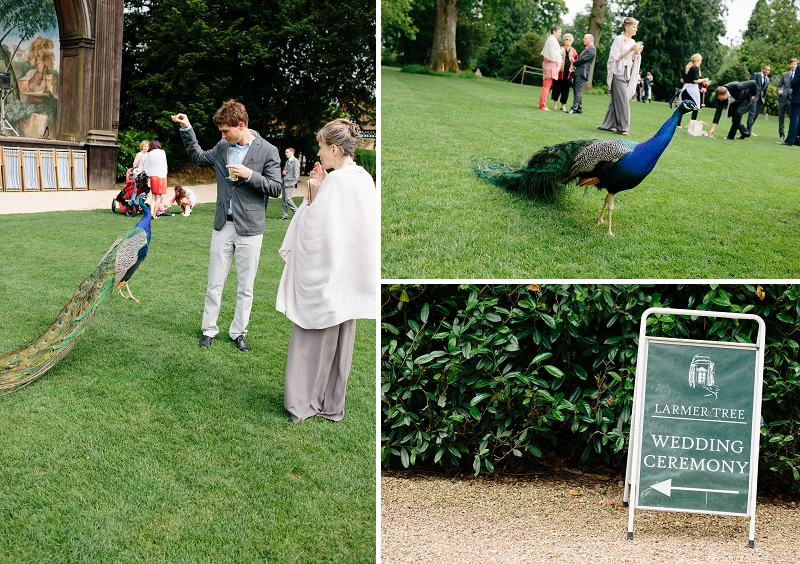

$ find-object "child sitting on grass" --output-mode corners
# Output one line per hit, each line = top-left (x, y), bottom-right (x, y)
(170, 185), (197, 216)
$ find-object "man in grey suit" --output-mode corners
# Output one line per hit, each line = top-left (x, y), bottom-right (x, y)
(567, 34), (597, 114)
(745, 65), (771, 135)
(279, 147), (300, 220)
(174, 100), (282, 352)
(777, 58), (797, 140)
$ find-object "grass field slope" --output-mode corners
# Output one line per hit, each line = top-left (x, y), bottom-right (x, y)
(0, 205), (375, 563)
(381, 66), (800, 279)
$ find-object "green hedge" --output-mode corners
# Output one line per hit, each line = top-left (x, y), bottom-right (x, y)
(355, 148), (376, 179)
(381, 284), (800, 484)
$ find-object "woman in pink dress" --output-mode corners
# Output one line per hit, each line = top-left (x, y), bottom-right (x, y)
(539, 25), (562, 110)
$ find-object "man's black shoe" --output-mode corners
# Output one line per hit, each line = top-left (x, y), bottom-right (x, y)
(234, 334), (250, 352)
(199, 335), (213, 348)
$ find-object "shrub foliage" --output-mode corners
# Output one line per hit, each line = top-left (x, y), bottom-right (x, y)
(381, 284), (800, 484)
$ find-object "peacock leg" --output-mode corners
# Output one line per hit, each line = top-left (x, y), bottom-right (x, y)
(606, 193), (616, 237)
(119, 282), (140, 303)
(596, 192), (610, 226)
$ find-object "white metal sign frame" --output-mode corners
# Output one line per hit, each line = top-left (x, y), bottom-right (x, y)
(623, 307), (765, 548)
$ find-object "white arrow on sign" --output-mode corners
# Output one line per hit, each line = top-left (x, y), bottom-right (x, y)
(651, 479), (739, 497)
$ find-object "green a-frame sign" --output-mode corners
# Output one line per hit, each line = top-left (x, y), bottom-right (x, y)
(623, 308), (765, 548)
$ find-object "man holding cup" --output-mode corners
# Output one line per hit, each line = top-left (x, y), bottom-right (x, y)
(174, 100), (282, 352)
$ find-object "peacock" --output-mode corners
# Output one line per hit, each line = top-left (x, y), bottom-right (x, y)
(0, 195), (152, 392)
(475, 100), (701, 236)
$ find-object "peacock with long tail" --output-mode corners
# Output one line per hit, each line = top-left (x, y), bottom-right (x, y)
(0, 195), (152, 392)
(475, 100), (701, 236)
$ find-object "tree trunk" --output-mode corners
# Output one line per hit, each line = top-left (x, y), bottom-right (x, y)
(428, 0), (460, 72)
(586, 0), (608, 89)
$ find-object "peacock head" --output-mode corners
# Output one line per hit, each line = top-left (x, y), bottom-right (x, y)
(677, 99), (701, 115)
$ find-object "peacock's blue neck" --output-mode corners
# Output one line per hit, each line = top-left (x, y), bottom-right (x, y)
(135, 202), (152, 241)
(627, 106), (682, 174)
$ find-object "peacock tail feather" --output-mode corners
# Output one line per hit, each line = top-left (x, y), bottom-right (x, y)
(0, 206), (151, 393)
(475, 139), (597, 200)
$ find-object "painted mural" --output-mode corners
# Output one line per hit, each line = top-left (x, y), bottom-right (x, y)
(0, 0), (59, 139)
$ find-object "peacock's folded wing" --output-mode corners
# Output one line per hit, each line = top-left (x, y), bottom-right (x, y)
(0, 226), (148, 392)
(566, 139), (637, 179)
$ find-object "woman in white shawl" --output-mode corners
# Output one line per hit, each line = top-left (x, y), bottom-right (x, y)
(276, 119), (377, 423)
(599, 17), (644, 136)
(539, 25), (563, 110)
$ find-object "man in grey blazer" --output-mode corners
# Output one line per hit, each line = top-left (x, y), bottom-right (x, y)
(567, 34), (597, 114)
(777, 58), (797, 140)
(279, 147), (300, 220)
(174, 100), (282, 352)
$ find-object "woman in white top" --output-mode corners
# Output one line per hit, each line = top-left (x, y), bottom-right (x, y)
(132, 140), (149, 170)
(599, 17), (644, 136)
(276, 118), (376, 423)
(143, 139), (168, 218)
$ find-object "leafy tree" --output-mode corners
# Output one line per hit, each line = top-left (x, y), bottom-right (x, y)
(586, 0), (609, 88)
(498, 31), (545, 80)
(476, 0), (566, 77)
(739, 0), (800, 76)
(120, 0), (375, 163)
(382, 0), (419, 42)
(565, 2), (620, 89)
(381, 0), (567, 75)
(628, 0), (726, 101)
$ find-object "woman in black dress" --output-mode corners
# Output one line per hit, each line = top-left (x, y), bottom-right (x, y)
(677, 54), (710, 127)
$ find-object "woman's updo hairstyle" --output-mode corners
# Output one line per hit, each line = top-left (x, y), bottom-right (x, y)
(316, 119), (362, 157)
(621, 16), (639, 31)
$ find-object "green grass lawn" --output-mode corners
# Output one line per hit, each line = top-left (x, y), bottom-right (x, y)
(0, 202), (375, 562)
(381, 66), (800, 279)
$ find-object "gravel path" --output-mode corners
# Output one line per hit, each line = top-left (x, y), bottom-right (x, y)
(381, 472), (800, 563)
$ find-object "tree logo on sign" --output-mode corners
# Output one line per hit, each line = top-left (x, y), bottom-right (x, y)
(688, 354), (719, 399)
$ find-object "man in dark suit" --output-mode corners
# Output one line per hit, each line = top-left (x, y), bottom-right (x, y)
(779, 66), (800, 146)
(567, 34), (597, 114)
(175, 100), (282, 351)
(777, 58), (797, 140)
(708, 80), (757, 140)
(745, 65), (771, 135)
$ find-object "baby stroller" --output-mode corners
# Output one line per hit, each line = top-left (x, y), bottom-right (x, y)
(112, 168), (151, 216)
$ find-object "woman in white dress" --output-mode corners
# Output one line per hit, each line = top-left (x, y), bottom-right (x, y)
(599, 17), (644, 136)
(276, 119), (377, 423)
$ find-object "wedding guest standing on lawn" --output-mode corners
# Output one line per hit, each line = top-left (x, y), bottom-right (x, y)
(551, 33), (577, 111)
(777, 58), (797, 140)
(279, 147), (300, 220)
(676, 54), (709, 129)
(598, 17), (643, 136)
(276, 119), (376, 423)
(144, 140), (168, 218)
(568, 34), (596, 114)
(779, 67), (800, 146)
(539, 25), (562, 111)
(174, 101), (282, 352)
